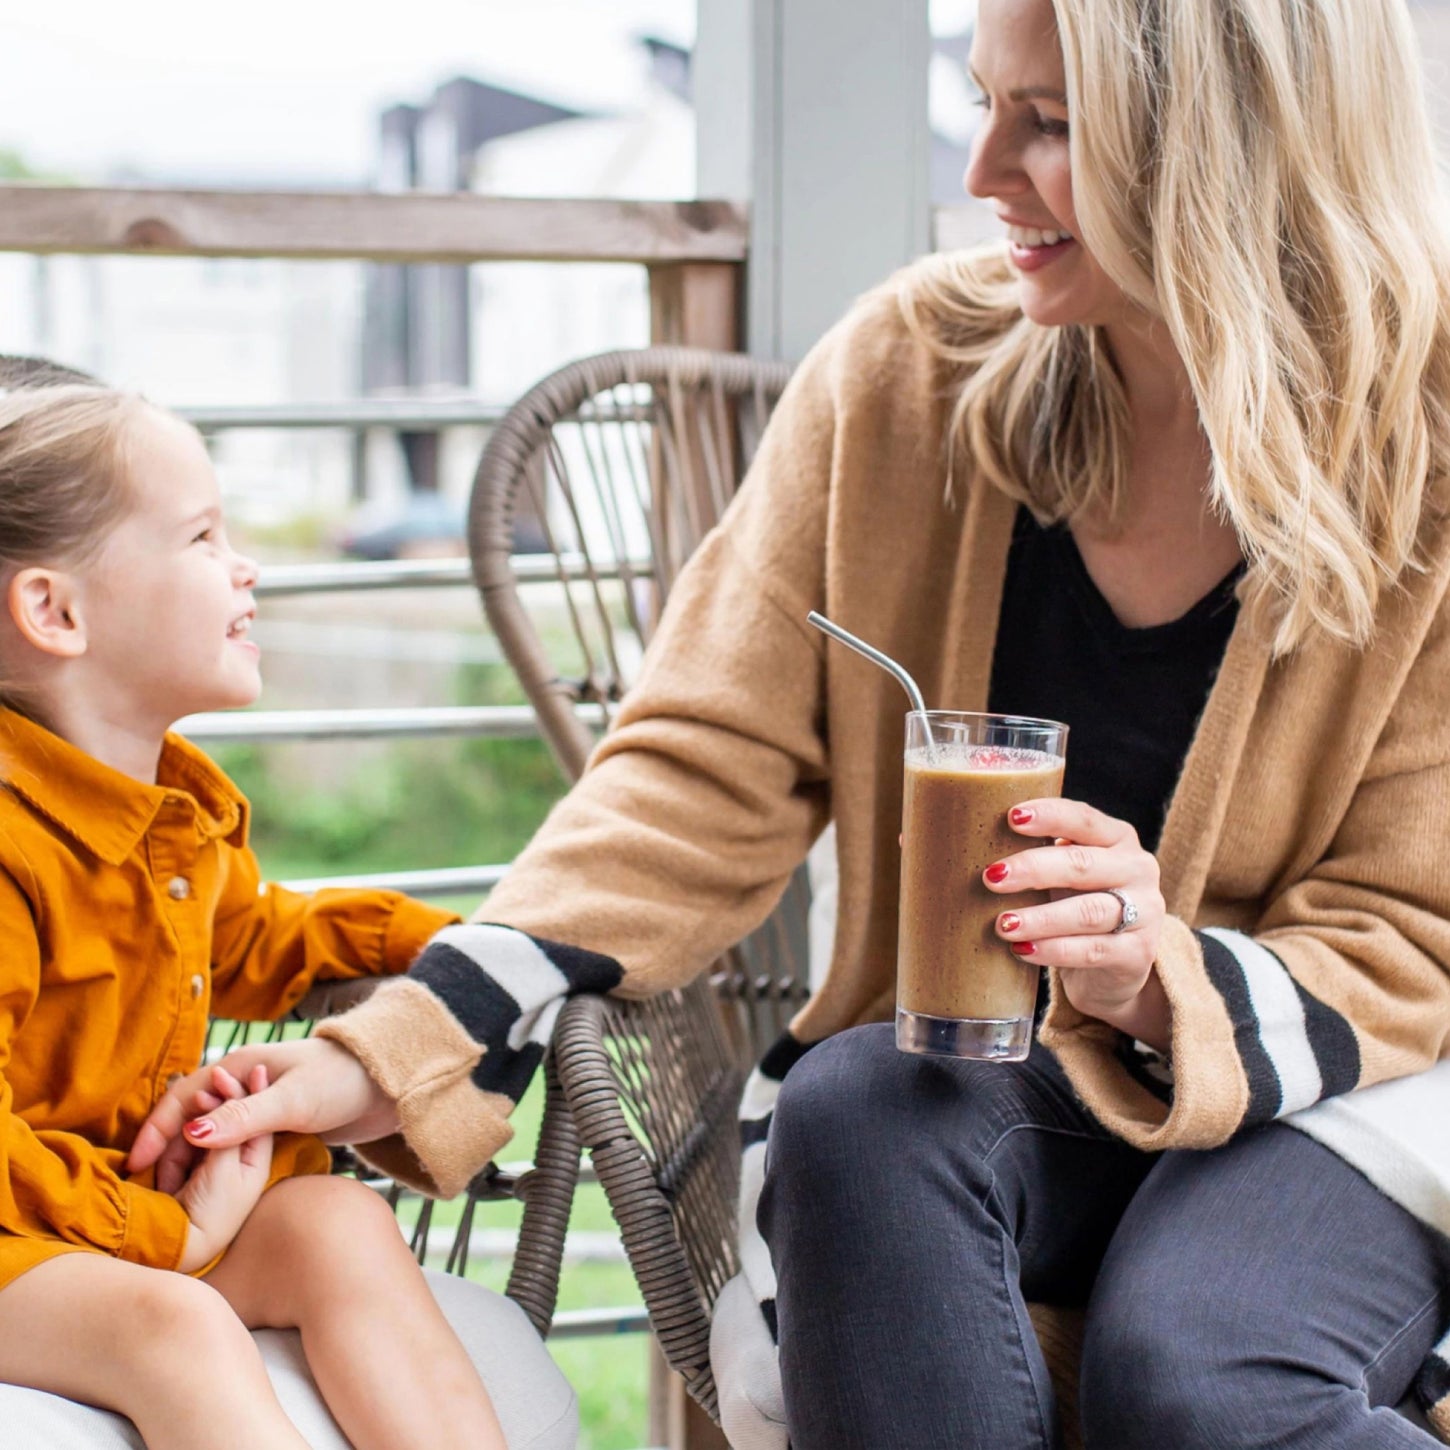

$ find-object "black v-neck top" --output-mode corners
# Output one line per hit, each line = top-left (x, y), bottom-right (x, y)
(986, 506), (1244, 854)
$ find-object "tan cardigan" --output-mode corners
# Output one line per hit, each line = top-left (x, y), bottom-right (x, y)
(325, 249), (1450, 1187)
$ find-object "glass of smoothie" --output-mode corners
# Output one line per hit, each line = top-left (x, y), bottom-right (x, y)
(897, 711), (1068, 1061)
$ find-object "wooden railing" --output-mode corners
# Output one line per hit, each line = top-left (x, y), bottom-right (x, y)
(0, 184), (998, 354)
(0, 183), (750, 352)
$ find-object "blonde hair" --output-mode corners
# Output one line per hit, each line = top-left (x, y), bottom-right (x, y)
(902, 0), (1450, 654)
(0, 373), (147, 713)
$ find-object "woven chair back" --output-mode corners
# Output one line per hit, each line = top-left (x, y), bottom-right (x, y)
(468, 346), (807, 1062)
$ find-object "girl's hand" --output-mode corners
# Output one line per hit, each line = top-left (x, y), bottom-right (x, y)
(985, 797), (1171, 1050)
(133, 1063), (246, 1197)
(128, 1038), (397, 1181)
(175, 1066), (274, 1274)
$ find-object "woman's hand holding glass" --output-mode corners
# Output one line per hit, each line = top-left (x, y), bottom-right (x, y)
(985, 797), (1171, 1052)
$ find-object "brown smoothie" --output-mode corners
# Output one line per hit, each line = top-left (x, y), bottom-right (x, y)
(897, 743), (1065, 1022)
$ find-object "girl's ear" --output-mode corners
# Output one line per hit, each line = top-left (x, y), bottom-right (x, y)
(7, 568), (87, 659)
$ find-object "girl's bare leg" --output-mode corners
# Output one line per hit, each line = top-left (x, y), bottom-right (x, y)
(204, 1174), (507, 1450)
(0, 1252), (310, 1450)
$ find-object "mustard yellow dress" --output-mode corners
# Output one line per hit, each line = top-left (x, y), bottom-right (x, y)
(0, 707), (455, 1287)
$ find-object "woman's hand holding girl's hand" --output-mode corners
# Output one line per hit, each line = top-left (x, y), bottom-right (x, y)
(128, 1038), (397, 1193)
(986, 798), (1172, 1052)
(133, 1062), (242, 1196)
(175, 1065), (274, 1274)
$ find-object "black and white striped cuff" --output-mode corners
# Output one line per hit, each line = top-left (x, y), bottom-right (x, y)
(1417, 1337), (1450, 1434)
(1415, 1328), (1450, 1432)
(1197, 928), (1360, 1123)
(409, 923), (623, 1103)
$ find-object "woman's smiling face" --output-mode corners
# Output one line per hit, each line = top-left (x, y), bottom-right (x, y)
(964, 0), (1133, 330)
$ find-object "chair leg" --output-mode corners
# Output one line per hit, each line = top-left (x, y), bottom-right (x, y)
(651, 1348), (731, 1450)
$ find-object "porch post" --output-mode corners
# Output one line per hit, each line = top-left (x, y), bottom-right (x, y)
(696, 0), (932, 362)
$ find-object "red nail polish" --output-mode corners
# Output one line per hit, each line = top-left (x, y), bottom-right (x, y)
(1011, 942), (1037, 956)
(185, 1119), (214, 1140)
(985, 862), (1010, 884)
(1009, 807), (1034, 827)
(999, 913), (1022, 933)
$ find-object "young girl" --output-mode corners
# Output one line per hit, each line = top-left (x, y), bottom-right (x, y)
(0, 374), (509, 1450)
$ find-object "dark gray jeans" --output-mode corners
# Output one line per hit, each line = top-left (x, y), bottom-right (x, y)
(758, 1024), (1447, 1449)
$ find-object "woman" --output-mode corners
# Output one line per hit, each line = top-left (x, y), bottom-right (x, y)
(133, 0), (1450, 1443)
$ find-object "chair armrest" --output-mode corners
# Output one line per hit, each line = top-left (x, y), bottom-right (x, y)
(287, 976), (384, 1022)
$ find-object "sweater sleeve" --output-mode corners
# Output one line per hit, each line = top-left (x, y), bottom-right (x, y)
(1042, 591), (1450, 1151)
(208, 840), (460, 1022)
(313, 309), (854, 1196)
(0, 865), (190, 1269)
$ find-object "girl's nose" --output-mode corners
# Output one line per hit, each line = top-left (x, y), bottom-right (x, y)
(234, 552), (260, 589)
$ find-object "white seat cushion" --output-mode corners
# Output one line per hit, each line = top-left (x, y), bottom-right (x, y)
(711, 1273), (787, 1450)
(0, 1269), (577, 1449)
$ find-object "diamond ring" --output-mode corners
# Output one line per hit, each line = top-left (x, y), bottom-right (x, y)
(1105, 887), (1139, 934)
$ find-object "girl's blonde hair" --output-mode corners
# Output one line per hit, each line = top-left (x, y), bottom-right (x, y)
(0, 365), (146, 713)
(0, 382), (143, 574)
(902, 0), (1450, 654)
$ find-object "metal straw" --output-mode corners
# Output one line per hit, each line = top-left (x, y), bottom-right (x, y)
(807, 612), (932, 730)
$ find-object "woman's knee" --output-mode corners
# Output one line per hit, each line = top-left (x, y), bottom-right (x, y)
(1081, 1252), (1333, 1450)
(1082, 1318), (1341, 1450)
(769, 1027), (912, 1178)
(765, 1024), (1024, 1200)
(1083, 1128), (1442, 1448)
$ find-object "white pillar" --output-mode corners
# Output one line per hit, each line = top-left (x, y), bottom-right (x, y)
(696, 0), (932, 363)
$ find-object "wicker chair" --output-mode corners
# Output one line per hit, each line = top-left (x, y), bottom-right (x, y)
(464, 346), (1089, 1444)
(465, 348), (803, 1420)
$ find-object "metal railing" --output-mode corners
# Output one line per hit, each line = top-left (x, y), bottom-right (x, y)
(281, 864), (506, 899)
(176, 556), (622, 889)
(183, 400), (510, 431)
(182, 704), (597, 744)
(214, 551), (647, 597)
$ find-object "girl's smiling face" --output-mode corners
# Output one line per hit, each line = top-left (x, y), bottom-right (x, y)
(75, 407), (262, 731)
(964, 0), (1134, 330)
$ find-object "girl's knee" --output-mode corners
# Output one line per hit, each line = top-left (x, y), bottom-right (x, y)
(130, 1272), (253, 1366)
(261, 1174), (407, 1270)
